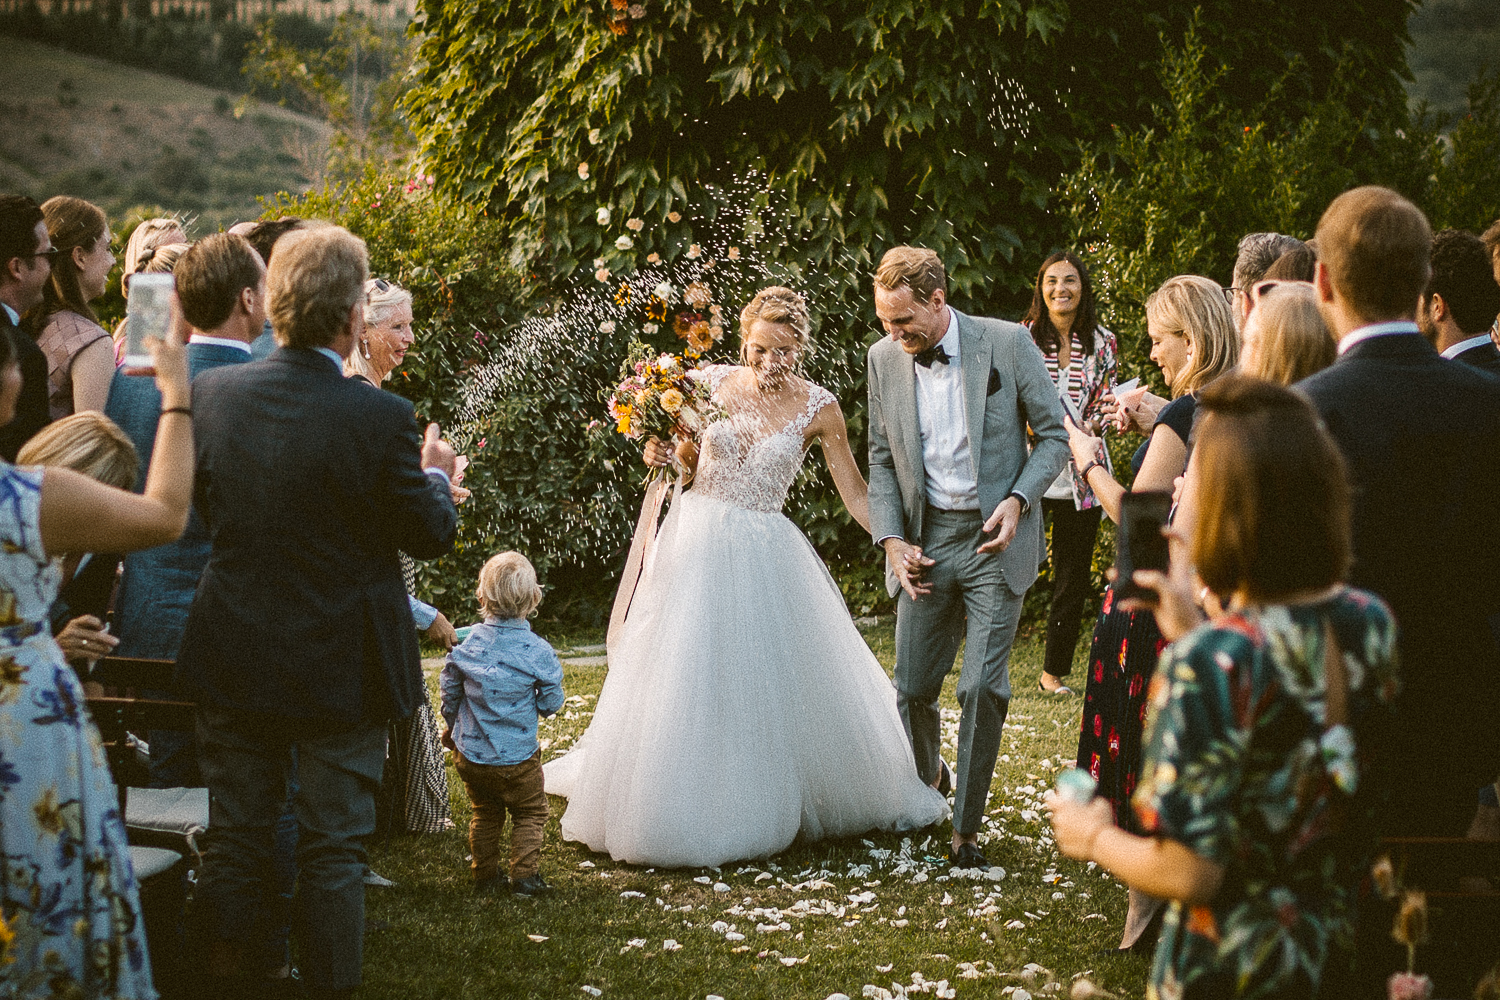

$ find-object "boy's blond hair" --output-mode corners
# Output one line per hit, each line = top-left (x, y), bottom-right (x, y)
(477, 551), (543, 619)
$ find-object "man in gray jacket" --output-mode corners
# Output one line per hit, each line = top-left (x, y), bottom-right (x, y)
(867, 246), (1068, 869)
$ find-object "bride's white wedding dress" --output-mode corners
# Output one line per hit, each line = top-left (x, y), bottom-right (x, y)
(545, 367), (948, 868)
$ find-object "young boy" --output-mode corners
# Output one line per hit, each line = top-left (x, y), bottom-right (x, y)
(440, 551), (565, 896)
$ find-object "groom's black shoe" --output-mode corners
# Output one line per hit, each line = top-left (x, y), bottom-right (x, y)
(936, 759), (953, 798)
(951, 842), (992, 870)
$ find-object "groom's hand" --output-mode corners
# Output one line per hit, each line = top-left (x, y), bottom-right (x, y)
(884, 538), (934, 600)
(978, 496), (1022, 554)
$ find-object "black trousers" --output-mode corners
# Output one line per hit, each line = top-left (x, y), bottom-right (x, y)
(1041, 497), (1102, 679)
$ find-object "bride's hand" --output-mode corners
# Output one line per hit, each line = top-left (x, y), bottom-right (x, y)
(643, 436), (674, 468)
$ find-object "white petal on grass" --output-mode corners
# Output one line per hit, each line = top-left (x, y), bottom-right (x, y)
(582, 987), (602, 997)
(527, 934), (549, 942)
(620, 891), (645, 899)
(713, 882), (730, 893)
(662, 939), (682, 952)
(578, 861), (596, 869)
(876, 963), (893, 972)
(694, 876), (712, 884)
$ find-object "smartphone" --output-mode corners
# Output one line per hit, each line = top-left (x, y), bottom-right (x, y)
(1115, 490), (1172, 602)
(124, 272), (173, 370)
(1058, 389), (1082, 426)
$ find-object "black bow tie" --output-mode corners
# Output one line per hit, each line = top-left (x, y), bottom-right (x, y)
(915, 344), (950, 368)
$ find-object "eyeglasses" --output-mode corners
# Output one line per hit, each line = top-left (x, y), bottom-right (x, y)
(28, 246), (59, 260)
(1223, 286), (1240, 304)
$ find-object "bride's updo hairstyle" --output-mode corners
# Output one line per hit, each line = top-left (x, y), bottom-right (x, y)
(477, 550), (544, 620)
(738, 286), (812, 365)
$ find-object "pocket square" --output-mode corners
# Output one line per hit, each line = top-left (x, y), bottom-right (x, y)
(986, 369), (1002, 396)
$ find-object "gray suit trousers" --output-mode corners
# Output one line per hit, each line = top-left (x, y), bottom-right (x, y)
(894, 506), (1022, 835)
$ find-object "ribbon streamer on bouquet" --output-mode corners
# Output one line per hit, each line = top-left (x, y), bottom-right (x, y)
(607, 474), (673, 652)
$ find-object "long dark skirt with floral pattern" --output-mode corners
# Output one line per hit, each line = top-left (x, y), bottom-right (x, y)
(1075, 584), (1167, 835)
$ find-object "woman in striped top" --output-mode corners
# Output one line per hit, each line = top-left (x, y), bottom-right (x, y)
(1022, 251), (1117, 695)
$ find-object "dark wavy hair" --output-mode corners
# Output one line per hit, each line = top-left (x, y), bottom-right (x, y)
(1022, 250), (1100, 356)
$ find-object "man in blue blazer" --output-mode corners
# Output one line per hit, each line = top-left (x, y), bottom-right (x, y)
(105, 232), (266, 786)
(1298, 188), (1500, 837)
(178, 226), (458, 999)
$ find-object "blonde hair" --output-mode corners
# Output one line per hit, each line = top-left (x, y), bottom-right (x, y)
(267, 226), (368, 349)
(1243, 283), (1335, 386)
(18, 411), (139, 490)
(874, 246), (947, 303)
(477, 551), (543, 619)
(737, 286), (811, 363)
(347, 278), (414, 382)
(122, 218), (187, 291)
(1145, 275), (1240, 396)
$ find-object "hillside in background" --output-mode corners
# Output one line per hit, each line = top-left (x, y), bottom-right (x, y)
(1407, 0), (1500, 118)
(0, 37), (329, 233)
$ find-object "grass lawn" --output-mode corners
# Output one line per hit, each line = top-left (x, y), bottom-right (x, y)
(364, 620), (1151, 1000)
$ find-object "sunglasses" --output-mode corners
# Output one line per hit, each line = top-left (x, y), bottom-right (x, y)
(368, 278), (391, 294)
(1251, 279), (1313, 304)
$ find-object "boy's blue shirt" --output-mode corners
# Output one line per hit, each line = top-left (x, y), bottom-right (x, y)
(439, 617), (565, 766)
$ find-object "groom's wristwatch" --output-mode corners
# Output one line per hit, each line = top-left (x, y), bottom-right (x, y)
(1006, 491), (1031, 516)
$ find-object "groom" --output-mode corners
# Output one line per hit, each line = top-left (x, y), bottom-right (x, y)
(866, 246), (1069, 868)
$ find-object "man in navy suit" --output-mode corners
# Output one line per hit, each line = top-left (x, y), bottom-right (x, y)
(179, 225), (458, 999)
(105, 232), (266, 787)
(1417, 228), (1500, 376)
(0, 194), (54, 460)
(1298, 187), (1500, 837)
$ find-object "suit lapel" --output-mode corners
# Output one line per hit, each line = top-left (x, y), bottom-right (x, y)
(888, 344), (924, 490)
(958, 311), (990, 477)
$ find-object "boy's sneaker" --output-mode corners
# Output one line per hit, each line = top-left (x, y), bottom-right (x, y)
(473, 873), (508, 896)
(512, 875), (553, 897)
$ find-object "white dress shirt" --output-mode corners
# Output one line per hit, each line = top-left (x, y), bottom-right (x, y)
(915, 309), (978, 511)
(1440, 332), (1494, 360)
(1337, 320), (1420, 355)
(188, 333), (253, 354)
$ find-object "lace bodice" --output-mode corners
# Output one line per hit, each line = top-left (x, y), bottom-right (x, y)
(692, 366), (836, 513)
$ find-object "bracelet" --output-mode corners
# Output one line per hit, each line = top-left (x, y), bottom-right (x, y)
(160, 406), (191, 417)
(1078, 459), (1104, 481)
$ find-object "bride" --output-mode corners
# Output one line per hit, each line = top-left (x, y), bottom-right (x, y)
(545, 286), (949, 867)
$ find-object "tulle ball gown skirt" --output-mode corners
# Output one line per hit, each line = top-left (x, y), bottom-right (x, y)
(546, 490), (948, 868)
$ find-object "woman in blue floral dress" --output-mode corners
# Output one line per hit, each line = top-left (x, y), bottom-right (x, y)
(0, 301), (194, 997)
(1049, 375), (1399, 1000)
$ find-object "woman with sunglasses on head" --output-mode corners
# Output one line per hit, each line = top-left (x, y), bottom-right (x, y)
(27, 197), (117, 419)
(1022, 251), (1118, 696)
(347, 277), (464, 839)
(1238, 280), (1335, 386)
(1048, 375), (1398, 1000)
(1062, 274), (1239, 953)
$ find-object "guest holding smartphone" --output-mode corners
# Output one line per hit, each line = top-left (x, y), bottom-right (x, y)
(1062, 274), (1238, 952)
(1049, 375), (1398, 1000)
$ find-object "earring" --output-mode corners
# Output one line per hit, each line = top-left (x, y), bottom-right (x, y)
(361, 340), (371, 359)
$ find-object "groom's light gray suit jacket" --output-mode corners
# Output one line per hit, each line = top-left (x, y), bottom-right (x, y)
(867, 309), (1070, 597)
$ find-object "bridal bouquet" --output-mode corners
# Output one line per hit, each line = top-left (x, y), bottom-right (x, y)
(605, 343), (719, 480)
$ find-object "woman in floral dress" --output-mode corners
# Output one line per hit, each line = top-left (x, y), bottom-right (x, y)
(0, 302), (194, 997)
(1049, 375), (1399, 1000)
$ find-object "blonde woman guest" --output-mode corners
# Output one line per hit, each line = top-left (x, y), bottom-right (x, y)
(17, 411), (137, 664)
(1238, 281), (1335, 386)
(347, 276), (459, 837)
(1064, 274), (1239, 952)
(28, 196), (116, 418)
(113, 231), (192, 365)
(1022, 250), (1119, 695)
